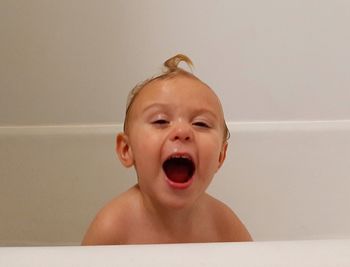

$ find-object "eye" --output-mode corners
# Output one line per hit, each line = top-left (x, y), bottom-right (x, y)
(193, 121), (210, 128)
(152, 119), (169, 125)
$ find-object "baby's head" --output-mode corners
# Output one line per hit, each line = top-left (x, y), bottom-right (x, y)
(117, 54), (230, 208)
(123, 54), (230, 142)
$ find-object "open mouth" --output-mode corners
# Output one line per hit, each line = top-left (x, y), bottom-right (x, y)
(162, 155), (195, 184)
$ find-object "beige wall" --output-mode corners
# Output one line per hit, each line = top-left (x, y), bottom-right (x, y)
(1, 0), (350, 126)
(1, 1), (350, 245)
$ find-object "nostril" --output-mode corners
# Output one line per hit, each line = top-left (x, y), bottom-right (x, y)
(170, 124), (193, 141)
(172, 133), (191, 142)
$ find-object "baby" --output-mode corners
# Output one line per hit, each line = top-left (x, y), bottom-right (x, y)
(82, 54), (252, 245)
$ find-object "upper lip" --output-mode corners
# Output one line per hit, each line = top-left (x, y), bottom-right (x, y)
(163, 152), (195, 164)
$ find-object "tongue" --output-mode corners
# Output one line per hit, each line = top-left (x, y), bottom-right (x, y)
(166, 164), (189, 183)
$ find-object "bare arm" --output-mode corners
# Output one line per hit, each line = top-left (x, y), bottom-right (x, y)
(208, 196), (253, 242)
(81, 195), (131, 246)
(81, 211), (124, 245)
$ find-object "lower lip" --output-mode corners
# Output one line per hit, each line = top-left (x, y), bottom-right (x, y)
(165, 176), (194, 190)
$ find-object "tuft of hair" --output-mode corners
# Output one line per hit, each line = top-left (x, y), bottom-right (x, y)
(163, 54), (193, 74)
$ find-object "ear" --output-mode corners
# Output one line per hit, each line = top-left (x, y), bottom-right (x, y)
(217, 141), (228, 170)
(116, 133), (134, 168)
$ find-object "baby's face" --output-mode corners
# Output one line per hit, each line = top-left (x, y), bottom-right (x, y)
(120, 75), (227, 209)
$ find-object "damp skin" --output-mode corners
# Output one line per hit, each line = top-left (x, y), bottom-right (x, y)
(82, 73), (252, 245)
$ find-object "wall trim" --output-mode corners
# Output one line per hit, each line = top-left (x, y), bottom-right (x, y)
(1, 120), (350, 135)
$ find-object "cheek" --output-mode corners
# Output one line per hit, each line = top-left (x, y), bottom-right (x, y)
(130, 131), (161, 164)
(200, 138), (223, 167)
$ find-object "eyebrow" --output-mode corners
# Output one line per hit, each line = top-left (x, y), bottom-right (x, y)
(141, 103), (170, 114)
(192, 108), (219, 121)
(142, 103), (219, 120)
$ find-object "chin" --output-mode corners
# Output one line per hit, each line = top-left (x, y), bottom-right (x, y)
(158, 190), (202, 211)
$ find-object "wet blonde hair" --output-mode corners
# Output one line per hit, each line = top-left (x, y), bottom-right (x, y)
(123, 54), (230, 141)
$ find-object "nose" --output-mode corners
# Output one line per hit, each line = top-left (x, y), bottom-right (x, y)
(169, 121), (193, 142)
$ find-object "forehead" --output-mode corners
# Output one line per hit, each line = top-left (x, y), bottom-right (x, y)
(131, 75), (224, 115)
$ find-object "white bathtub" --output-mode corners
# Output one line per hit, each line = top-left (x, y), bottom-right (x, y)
(1, 240), (350, 266)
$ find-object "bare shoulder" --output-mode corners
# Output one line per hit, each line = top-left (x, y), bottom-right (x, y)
(205, 194), (253, 242)
(81, 186), (139, 245)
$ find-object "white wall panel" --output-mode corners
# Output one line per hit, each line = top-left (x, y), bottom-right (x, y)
(1, 121), (349, 245)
